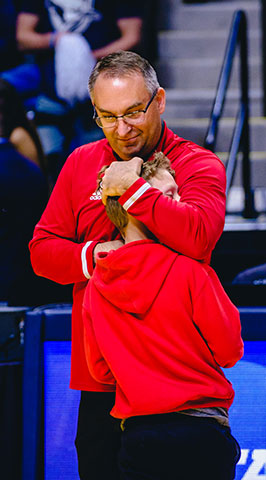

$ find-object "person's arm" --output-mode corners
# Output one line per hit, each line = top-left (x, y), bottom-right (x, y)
(16, 12), (59, 51)
(29, 151), (122, 285)
(83, 305), (116, 385)
(10, 127), (40, 167)
(193, 265), (244, 368)
(92, 17), (142, 59)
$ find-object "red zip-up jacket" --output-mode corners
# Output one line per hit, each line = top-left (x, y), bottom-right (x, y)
(29, 123), (226, 391)
(83, 240), (244, 419)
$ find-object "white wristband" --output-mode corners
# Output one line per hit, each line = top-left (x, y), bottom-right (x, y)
(81, 241), (92, 279)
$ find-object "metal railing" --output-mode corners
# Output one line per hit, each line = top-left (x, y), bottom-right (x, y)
(204, 10), (257, 218)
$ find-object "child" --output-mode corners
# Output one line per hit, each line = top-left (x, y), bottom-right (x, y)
(83, 152), (243, 480)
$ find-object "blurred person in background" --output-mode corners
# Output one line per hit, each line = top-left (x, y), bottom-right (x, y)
(15, 1), (143, 182)
(0, 78), (49, 305)
(16, 0), (143, 104)
(16, 1), (143, 147)
(0, 79), (46, 171)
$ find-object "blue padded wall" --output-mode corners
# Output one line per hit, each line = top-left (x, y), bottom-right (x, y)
(44, 341), (80, 479)
(23, 306), (266, 480)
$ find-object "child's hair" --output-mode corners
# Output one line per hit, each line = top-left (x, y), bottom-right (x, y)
(97, 152), (175, 235)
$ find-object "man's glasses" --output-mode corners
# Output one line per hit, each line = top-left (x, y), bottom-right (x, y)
(93, 89), (158, 129)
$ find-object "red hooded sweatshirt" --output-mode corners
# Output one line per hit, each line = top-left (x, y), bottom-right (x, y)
(83, 240), (244, 419)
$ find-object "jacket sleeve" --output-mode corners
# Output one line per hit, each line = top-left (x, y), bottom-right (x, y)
(82, 305), (116, 385)
(29, 152), (97, 284)
(193, 266), (244, 368)
(119, 152), (226, 262)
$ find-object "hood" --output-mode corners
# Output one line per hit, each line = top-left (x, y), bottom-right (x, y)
(93, 240), (177, 315)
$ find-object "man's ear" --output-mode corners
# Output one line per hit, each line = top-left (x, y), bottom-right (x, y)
(156, 88), (166, 115)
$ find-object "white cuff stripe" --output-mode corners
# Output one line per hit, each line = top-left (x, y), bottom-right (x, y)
(123, 183), (151, 211)
(81, 241), (92, 279)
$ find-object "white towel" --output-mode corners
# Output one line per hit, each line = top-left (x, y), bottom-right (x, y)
(55, 33), (96, 106)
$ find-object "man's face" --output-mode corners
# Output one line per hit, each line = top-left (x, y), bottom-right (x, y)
(91, 73), (165, 161)
(149, 169), (180, 201)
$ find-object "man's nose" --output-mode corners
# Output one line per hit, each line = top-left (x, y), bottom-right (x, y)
(116, 117), (132, 136)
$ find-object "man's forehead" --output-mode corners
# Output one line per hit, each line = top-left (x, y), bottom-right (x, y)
(92, 74), (150, 111)
(95, 72), (146, 89)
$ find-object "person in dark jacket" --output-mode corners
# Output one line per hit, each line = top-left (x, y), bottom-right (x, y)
(0, 79), (48, 304)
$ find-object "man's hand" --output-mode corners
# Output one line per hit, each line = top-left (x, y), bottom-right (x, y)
(93, 240), (124, 263)
(101, 157), (143, 204)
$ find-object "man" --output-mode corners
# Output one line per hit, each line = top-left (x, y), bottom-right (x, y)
(83, 153), (243, 480)
(29, 51), (227, 479)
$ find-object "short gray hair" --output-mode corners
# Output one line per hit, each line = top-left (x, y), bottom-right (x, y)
(88, 51), (160, 97)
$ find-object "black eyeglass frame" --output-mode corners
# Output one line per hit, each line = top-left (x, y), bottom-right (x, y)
(93, 88), (159, 129)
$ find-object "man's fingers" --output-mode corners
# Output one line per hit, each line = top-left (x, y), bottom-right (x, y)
(130, 156), (144, 174)
(101, 157), (143, 202)
(101, 191), (107, 205)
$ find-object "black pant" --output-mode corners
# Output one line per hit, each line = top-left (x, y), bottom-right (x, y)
(75, 391), (121, 480)
(118, 413), (241, 480)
